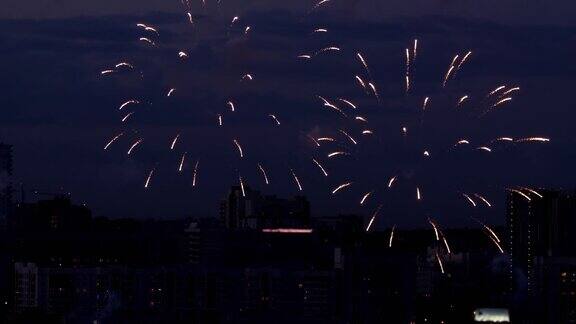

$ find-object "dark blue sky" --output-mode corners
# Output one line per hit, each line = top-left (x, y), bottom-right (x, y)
(1, 0), (575, 228)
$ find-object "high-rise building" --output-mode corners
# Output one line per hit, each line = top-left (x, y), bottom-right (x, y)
(507, 189), (576, 294)
(220, 185), (262, 229)
(14, 262), (38, 312)
(0, 143), (13, 226)
(219, 185), (311, 230)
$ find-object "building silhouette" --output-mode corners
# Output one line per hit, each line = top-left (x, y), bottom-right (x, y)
(507, 188), (576, 322)
(0, 143), (13, 227)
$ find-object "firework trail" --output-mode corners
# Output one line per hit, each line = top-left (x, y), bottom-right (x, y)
(291, 169), (303, 191)
(104, 133), (123, 150)
(474, 194), (492, 207)
(457, 95), (469, 107)
(227, 101), (235, 112)
(239, 175), (246, 197)
(312, 158), (329, 176)
(192, 160), (199, 187)
(332, 182), (352, 194)
(507, 188), (531, 201)
(338, 98), (357, 109)
(355, 75), (366, 90)
(257, 163), (270, 184)
(233, 139), (244, 158)
(119, 100), (139, 110)
(328, 151), (348, 158)
(442, 236), (452, 254)
(167, 88), (176, 97)
(268, 114), (281, 125)
(310, 0), (331, 13)
(356, 52), (370, 75)
(359, 191), (373, 205)
(436, 252), (445, 274)
(365, 204), (383, 232)
(462, 193), (477, 207)
(339, 130), (357, 145)
(127, 139), (143, 155)
(144, 169), (154, 188)
(139, 37), (155, 46)
(121, 112), (134, 122)
(456, 51), (472, 71)
(317, 137), (335, 142)
(389, 225), (396, 247)
(387, 176), (397, 188)
(416, 187), (422, 200)
(178, 152), (187, 172)
(429, 219), (439, 240)
(170, 134), (180, 150)
(422, 97), (429, 110)
(442, 55), (459, 87)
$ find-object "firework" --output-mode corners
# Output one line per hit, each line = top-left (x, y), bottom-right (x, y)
(487, 85), (506, 97)
(356, 52), (370, 75)
(492, 97), (512, 108)
(387, 176), (397, 188)
(443, 236), (452, 254)
(332, 182), (352, 194)
(192, 160), (199, 187)
(104, 133), (123, 150)
(429, 219), (439, 240)
(462, 193), (477, 207)
(477, 146), (492, 152)
(338, 98), (357, 109)
(121, 112), (134, 123)
(144, 169), (154, 188)
(178, 153), (187, 172)
(442, 55), (459, 87)
(115, 62), (134, 69)
(119, 100), (139, 110)
(227, 101), (235, 112)
(170, 134), (180, 150)
(516, 137), (550, 143)
(312, 158), (329, 176)
(436, 252), (445, 274)
(389, 225), (396, 247)
(139, 37), (155, 46)
(127, 139), (143, 155)
(317, 137), (335, 142)
(314, 28), (328, 33)
(339, 130), (357, 145)
(268, 114), (281, 125)
(327, 151), (347, 158)
(457, 95), (469, 107)
(317, 96), (347, 117)
(239, 175), (246, 197)
(291, 169), (303, 191)
(359, 191), (373, 205)
(258, 163), (270, 184)
(355, 75), (366, 90)
(416, 187), (422, 200)
(355, 116), (368, 122)
(241, 73), (253, 81)
(422, 97), (429, 110)
(507, 188), (531, 201)
(167, 88), (176, 97)
(365, 204), (383, 232)
(233, 139), (244, 158)
(456, 51), (472, 71)
(474, 194), (492, 207)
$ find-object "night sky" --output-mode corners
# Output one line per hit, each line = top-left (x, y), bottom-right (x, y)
(1, 0), (575, 227)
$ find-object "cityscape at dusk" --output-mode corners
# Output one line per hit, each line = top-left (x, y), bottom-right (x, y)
(1, 0), (576, 322)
